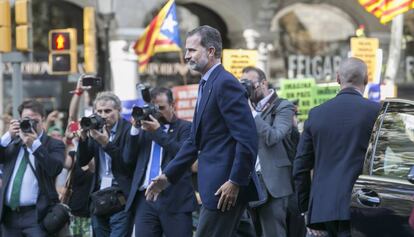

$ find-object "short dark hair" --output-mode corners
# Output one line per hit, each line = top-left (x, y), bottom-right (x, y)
(242, 66), (266, 82)
(18, 100), (46, 118)
(150, 87), (174, 104)
(187, 25), (222, 59)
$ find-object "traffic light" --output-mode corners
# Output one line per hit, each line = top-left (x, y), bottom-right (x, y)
(0, 0), (12, 52)
(15, 0), (32, 51)
(83, 7), (97, 74)
(49, 28), (77, 75)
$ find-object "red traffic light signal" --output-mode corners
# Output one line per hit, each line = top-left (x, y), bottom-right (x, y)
(51, 32), (70, 50)
(48, 28), (77, 74)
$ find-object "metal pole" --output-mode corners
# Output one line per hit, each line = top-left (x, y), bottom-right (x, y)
(12, 62), (23, 118)
(2, 52), (27, 119)
(104, 21), (112, 91)
(0, 54), (4, 133)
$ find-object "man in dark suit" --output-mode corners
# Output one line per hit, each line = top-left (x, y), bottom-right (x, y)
(293, 57), (381, 237)
(0, 100), (65, 236)
(146, 25), (259, 237)
(124, 87), (197, 237)
(77, 91), (133, 237)
(243, 66), (295, 237)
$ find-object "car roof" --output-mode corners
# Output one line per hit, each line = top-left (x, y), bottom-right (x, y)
(384, 98), (414, 105)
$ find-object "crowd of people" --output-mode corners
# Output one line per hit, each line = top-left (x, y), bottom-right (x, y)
(0, 25), (380, 237)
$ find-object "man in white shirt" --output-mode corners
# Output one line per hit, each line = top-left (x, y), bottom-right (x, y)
(0, 100), (65, 236)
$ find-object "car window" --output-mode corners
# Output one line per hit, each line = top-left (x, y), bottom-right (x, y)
(372, 107), (414, 179)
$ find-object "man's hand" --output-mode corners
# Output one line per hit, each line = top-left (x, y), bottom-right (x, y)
(89, 126), (109, 147)
(141, 115), (160, 132)
(20, 129), (38, 149)
(130, 117), (140, 128)
(8, 119), (20, 139)
(215, 180), (239, 212)
(145, 174), (170, 202)
(46, 110), (59, 125)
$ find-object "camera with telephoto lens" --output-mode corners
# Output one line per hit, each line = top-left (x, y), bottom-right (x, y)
(80, 114), (105, 130)
(240, 78), (254, 99)
(20, 118), (38, 133)
(131, 84), (160, 121)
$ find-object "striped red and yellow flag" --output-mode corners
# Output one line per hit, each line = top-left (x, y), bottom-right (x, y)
(359, 0), (414, 24)
(134, 0), (181, 72)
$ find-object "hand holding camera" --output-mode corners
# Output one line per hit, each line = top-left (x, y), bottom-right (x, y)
(71, 75), (102, 95)
(141, 115), (161, 132)
(8, 119), (20, 139)
(20, 128), (37, 149)
(79, 114), (108, 145)
(131, 84), (161, 128)
(89, 126), (110, 147)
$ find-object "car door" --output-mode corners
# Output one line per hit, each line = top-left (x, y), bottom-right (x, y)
(351, 100), (414, 237)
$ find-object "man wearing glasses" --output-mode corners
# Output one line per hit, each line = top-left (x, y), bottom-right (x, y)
(124, 87), (197, 237)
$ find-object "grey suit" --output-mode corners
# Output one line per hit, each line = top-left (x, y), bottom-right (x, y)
(251, 95), (295, 237)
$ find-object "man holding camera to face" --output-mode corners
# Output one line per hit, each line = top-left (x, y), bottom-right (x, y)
(76, 91), (133, 237)
(0, 100), (65, 236)
(123, 87), (197, 237)
(241, 66), (295, 237)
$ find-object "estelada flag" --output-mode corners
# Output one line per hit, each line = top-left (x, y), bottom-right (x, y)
(359, 0), (414, 24)
(134, 0), (181, 72)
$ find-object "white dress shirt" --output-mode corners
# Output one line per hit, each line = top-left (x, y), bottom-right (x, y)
(1, 131), (42, 207)
(252, 89), (275, 172)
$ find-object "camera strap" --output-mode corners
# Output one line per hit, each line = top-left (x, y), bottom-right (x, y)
(23, 135), (53, 199)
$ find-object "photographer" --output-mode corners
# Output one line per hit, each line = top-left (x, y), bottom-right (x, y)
(0, 100), (65, 236)
(123, 87), (197, 237)
(242, 66), (296, 237)
(76, 91), (133, 237)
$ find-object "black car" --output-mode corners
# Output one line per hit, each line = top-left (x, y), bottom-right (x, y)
(351, 99), (414, 237)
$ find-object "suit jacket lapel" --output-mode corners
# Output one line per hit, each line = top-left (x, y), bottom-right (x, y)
(195, 65), (222, 134)
(161, 122), (177, 168)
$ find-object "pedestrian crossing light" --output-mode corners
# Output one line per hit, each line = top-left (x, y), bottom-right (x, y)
(51, 31), (70, 50)
(49, 28), (77, 75)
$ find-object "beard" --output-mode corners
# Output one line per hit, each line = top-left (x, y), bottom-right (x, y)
(187, 57), (208, 73)
(158, 116), (169, 125)
(251, 90), (264, 104)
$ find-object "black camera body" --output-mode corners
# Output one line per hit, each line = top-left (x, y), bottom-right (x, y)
(131, 84), (160, 122)
(82, 75), (102, 87)
(20, 118), (38, 133)
(240, 78), (254, 99)
(131, 104), (160, 121)
(80, 114), (105, 130)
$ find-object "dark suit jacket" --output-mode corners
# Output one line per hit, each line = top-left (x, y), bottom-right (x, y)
(254, 96), (294, 200)
(163, 65), (260, 210)
(77, 118), (132, 198)
(0, 133), (65, 222)
(123, 118), (197, 213)
(293, 88), (381, 228)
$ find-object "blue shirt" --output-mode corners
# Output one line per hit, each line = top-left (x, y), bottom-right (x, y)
(98, 122), (118, 185)
(201, 63), (221, 84)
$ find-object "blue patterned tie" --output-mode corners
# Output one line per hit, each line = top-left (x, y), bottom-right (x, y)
(197, 79), (206, 111)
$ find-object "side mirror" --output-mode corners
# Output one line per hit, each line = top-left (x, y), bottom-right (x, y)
(407, 166), (414, 184)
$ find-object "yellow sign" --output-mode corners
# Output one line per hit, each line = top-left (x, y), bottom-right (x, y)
(350, 37), (379, 83)
(222, 49), (258, 79)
